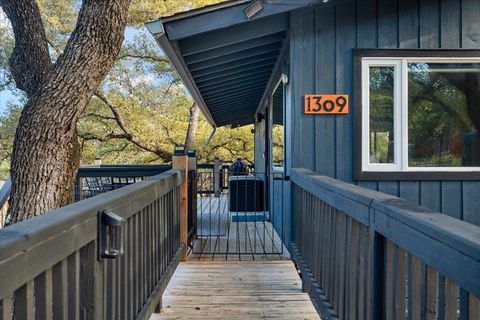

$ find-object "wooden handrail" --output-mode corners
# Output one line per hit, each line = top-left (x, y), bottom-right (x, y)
(77, 164), (172, 178)
(291, 168), (480, 319)
(0, 169), (185, 319)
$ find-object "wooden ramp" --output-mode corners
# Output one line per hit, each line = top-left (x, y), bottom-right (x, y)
(151, 261), (320, 320)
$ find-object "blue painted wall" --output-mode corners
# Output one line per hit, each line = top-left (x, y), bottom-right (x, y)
(288, 0), (480, 225)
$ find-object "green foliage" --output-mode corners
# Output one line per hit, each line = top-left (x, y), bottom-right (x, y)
(0, 0), (254, 173)
(0, 104), (21, 179)
(0, 12), (15, 93)
(272, 124), (284, 166)
(37, 0), (77, 53)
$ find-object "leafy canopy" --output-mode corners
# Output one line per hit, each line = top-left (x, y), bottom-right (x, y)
(0, 0), (256, 180)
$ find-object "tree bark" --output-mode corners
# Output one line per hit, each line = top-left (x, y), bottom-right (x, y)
(444, 73), (480, 132)
(2, 0), (131, 223)
(184, 103), (200, 151)
(0, 0), (52, 97)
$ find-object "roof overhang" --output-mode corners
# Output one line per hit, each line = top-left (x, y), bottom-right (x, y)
(147, 0), (342, 127)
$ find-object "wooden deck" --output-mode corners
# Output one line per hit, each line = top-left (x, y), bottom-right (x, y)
(189, 194), (288, 261)
(151, 261), (321, 320)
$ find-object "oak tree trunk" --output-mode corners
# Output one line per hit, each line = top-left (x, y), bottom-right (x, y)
(184, 103), (200, 151)
(1, 0), (131, 223)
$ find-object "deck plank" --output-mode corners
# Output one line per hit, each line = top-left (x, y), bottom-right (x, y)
(150, 261), (320, 320)
(190, 194), (289, 261)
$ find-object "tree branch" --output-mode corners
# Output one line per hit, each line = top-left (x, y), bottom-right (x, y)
(117, 53), (169, 64)
(81, 112), (116, 121)
(94, 92), (173, 161)
(0, 0), (52, 97)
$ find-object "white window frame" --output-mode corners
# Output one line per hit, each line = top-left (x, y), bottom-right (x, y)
(361, 57), (480, 173)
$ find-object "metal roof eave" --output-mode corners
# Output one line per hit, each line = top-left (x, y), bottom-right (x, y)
(146, 0), (347, 127)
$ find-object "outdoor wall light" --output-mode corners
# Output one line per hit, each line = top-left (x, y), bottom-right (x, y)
(98, 211), (125, 260)
(256, 112), (265, 123)
(282, 64), (290, 84)
(244, 0), (263, 20)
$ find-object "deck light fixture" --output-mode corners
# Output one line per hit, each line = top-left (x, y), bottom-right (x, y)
(98, 211), (125, 260)
(174, 146), (186, 155)
(244, 0), (263, 20)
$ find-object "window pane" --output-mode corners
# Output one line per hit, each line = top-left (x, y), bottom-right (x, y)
(272, 83), (284, 167)
(408, 62), (480, 167)
(369, 66), (395, 164)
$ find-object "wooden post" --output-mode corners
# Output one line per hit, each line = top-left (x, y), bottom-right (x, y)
(188, 150), (197, 242)
(214, 157), (222, 198)
(172, 148), (188, 261)
(369, 208), (386, 320)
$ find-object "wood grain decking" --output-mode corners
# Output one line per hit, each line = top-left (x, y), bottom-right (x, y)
(150, 261), (321, 320)
(190, 194), (288, 261)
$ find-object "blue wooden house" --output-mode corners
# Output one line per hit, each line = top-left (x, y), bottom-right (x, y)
(145, 0), (480, 318)
(147, 0), (480, 232)
(1, 1), (480, 319)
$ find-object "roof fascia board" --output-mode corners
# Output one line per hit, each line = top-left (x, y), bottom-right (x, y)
(162, 0), (329, 41)
(162, 0), (251, 23)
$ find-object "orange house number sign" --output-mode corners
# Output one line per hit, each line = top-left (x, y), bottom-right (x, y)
(304, 94), (349, 115)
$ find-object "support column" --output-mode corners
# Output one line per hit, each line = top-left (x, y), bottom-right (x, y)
(187, 150), (198, 243)
(214, 157), (222, 198)
(172, 147), (188, 261)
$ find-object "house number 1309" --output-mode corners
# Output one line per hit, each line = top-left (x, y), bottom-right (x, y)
(304, 94), (349, 115)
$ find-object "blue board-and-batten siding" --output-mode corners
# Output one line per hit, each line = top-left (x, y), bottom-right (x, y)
(288, 0), (480, 226)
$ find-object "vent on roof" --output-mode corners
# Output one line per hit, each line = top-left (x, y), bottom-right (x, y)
(244, 0), (263, 20)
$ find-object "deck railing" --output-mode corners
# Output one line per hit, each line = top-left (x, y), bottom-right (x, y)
(196, 163), (230, 194)
(0, 177), (11, 227)
(0, 169), (185, 320)
(291, 168), (480, 320)
(74, 164), (172, 201)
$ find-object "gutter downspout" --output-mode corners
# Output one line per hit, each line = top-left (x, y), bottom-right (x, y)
(205, 126), (217, 145)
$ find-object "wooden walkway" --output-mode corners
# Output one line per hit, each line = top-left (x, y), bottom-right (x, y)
(190, 194), (288, 261)
(150, 261), (321, 320)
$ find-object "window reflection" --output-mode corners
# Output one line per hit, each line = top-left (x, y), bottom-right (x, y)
(408, 62), (480, 167)
(369, 66), (395, 164)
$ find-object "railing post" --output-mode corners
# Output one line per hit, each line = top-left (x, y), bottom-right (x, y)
(214, 157), (222, 197)
(369, 207), (386, 320)
(172, 147), (188, 261)
(187, 150), (197, 244)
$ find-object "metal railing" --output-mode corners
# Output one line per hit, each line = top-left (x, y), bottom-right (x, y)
(0, 169), (184, 320)
(196, 164), (230, 194)
(75, 165), (172, 201)
(291, 168), (480, 320)
(193, 170), (285, 257)
(0, 177), (11, 227)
